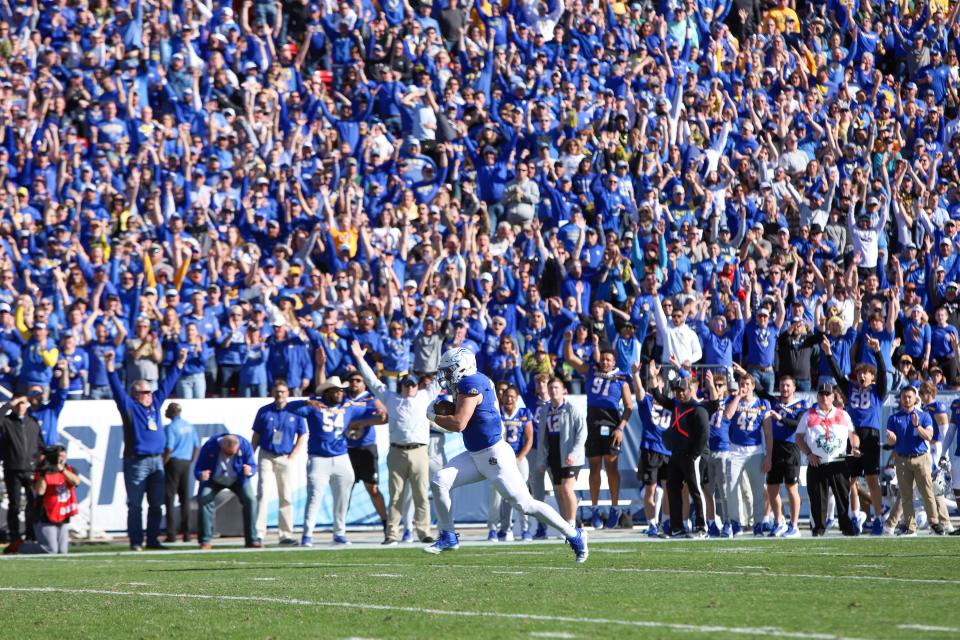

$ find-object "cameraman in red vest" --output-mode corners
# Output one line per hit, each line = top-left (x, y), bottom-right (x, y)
(5, 445), (79, 554)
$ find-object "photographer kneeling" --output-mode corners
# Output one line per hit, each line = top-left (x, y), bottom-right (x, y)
(15, 445), (79, 554)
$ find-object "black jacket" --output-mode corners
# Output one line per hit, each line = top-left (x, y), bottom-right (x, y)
(652, 389), (710, 456)
(0, 409), (43, 471)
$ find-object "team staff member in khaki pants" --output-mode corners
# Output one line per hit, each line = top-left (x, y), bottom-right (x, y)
(351, 341), (440, 545)
(251, 380), (307, 545)
(884, 386), (945, 536)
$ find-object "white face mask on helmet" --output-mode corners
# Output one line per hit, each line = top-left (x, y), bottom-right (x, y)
(437, 347), (477, 390)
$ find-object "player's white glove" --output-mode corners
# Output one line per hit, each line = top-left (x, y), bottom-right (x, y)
(426, 403), (436, 422)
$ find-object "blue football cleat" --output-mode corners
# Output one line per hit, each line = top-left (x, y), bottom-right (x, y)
(645, 523), (660, 538)
(769, 522), (787, 538)
(533, 524), (548, 540)
(590, 508), (603, 530)
(332, 535), (350, 545)
(761, 520), (773, 534)
(300, 536), (313, 548)
(753, 523), (763, 537)
(486, 529), (498, 542)
(783, 524), (800, 538)
(824, 517), (835, 530)
(731, 521), (743, 537)
(567, 528), (588, 563)
(401, 529), (413, 543)
(660, 518), (671, 536)
(870, 517), (884, 536)
(851, 514), (862, 536)
(521, 530), (533, 542)
(708, 522), (722, 538)
(720, 522), (733, 538)
(605, 507), (620, 530)
(423, 530), (460, 554)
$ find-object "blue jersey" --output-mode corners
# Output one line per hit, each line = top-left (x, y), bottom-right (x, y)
(287, 399), (365, 457)
(345, 391), (378, 447)
(770, 398), (809, 443)
(586, 366), (628, 412)
(845, 383), (883, 430)
(502, 407), (534, 454)
(457, 373), (503, 452)
(951, 401), (960, 457)
(728, 396), (769, 447)
(524, 394), (548, 450)
(708, 402), (730, 453)
(637, 394), (671, 456)
(925, 400), (949, 443)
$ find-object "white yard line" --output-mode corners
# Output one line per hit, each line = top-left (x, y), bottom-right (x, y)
(0, 587), (867, 640)
(528, 632), (577, 638)
(897, 625), (960, 633)
(457, 551), (548, 556)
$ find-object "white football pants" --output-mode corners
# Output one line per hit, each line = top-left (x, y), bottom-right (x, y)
(432, 440), (576, 538)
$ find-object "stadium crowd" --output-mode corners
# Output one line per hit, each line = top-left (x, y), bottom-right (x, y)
(3, 0), (960, 547)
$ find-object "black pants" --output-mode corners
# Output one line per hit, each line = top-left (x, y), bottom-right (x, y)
(806, 460), (853, 535)
(165, 459), (193, 537)
(667, 454), (706, 534)
(4, 469), (35, 541)
(218, 365), (241, 396)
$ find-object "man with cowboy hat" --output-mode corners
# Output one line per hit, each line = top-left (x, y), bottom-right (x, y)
(285, 375), (384, 546)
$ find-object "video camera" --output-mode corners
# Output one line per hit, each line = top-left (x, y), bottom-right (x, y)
(40, 445), (65, 470)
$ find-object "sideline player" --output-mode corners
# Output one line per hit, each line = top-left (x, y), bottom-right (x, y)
(824, 335), (888, 535)
(343, 371), (389, 532)
(425, 347), (588, 562)
(563, 331), (632, 529)
(761, 375), (808, 538)
(631, 361), (672, 537)
(498, 385), (535, 540)
(722, 373), (770, 536)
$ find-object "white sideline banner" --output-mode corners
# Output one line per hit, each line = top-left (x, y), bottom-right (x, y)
(54, 393), (913, 533)
(58, 398), (596, 534)
(60, 398), (397, 534)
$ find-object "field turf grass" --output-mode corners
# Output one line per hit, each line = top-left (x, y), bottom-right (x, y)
(1, 536), (959, 639)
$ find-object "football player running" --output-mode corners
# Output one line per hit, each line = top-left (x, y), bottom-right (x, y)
(426, 347), (588, 562)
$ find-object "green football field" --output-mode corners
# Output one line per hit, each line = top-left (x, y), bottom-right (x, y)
(1, 536), (958, 639)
